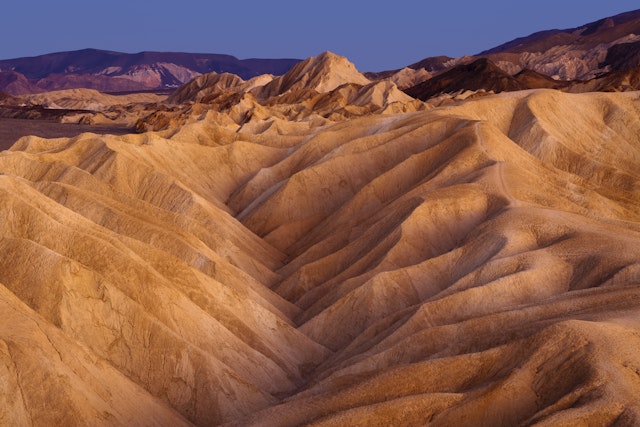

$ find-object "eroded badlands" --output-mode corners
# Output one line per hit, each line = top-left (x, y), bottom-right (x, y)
(2, 63), (640, 425)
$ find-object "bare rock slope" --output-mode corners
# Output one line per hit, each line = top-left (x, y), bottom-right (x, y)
(1, 52), (640, 426)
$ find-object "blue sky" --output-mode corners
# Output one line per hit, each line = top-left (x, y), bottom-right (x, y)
(2, 1), (636, 71)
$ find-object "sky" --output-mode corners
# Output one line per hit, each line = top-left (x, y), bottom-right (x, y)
(1, 1), (636, 71)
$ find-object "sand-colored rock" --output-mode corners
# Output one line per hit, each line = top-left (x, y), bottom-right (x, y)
(252, 51), (371, 100)
(0, 284), (192, 426)
(167, 72), (245, 104)
(167, 73), (276, 105)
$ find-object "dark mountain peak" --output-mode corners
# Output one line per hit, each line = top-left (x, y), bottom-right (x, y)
(463, 57), (499, 72)
(404, 58), (526, 101)
(408, 55), (453, 73)
(514, 68), (571, 89)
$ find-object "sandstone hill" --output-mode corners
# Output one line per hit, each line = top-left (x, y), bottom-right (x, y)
(2, 49), (640, 425)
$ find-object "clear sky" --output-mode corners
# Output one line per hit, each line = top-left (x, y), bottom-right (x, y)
(1, 1), (636, 71)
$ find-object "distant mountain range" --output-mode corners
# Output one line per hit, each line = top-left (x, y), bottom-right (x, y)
(2, 9), (640, 98)
(0, 49), (301, 94)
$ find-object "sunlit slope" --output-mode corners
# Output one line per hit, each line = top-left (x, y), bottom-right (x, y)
(229, 90), (640, 425)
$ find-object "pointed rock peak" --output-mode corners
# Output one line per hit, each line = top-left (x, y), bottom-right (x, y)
(296, 51), (347, 68)
(254, 51), (370, 98)
(305, 51), (351, 68)
(464, 57), (503, 72)
(310, 50), (342, 62)
(432, 57), (514, 81)
(292, 51), (369, 86)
